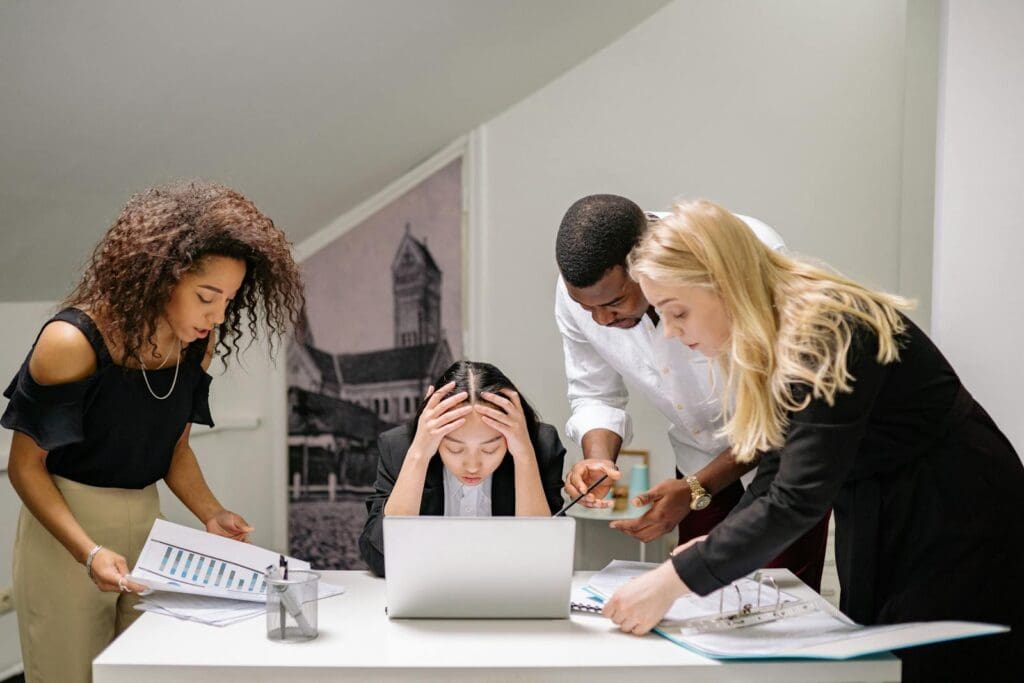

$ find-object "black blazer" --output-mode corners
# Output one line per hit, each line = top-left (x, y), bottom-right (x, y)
(358, 422), (567, 576)
(670, 317), (1024, 635)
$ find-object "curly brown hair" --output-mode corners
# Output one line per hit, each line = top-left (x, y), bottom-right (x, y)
(64, 180), (304, 364)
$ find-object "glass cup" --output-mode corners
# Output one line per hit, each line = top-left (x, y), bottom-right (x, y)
(628, 463), (650, 512)
(266, 569), (319, 643)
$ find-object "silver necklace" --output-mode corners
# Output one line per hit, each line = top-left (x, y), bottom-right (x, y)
(139, 341), (182, 400)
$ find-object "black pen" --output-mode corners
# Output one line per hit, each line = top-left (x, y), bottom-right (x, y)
(554, 473), (610, 517)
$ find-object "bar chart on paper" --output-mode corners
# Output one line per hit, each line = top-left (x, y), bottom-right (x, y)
(149, 542), (268, 596)
(129, 519), (311, 602)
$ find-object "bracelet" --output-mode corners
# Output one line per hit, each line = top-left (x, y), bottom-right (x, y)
(85, 544), (103, 578)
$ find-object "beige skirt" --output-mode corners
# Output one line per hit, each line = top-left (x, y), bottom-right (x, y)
(12, 475), (160, 683)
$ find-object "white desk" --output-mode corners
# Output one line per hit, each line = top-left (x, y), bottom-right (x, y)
(93, 570), (899, 682)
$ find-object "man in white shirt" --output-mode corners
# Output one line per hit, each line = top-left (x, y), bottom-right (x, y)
(554, 194), (828, 590)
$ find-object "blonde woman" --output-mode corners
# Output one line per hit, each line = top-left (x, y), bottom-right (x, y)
(603, 200), (1022, 680)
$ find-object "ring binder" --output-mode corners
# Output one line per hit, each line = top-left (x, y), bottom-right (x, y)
(675, 572), (814, 635)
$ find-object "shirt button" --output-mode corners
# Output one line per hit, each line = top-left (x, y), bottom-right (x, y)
(693, 428), (702, 435)
(662, 367), (670, 374)
(676, 403), (684, 411)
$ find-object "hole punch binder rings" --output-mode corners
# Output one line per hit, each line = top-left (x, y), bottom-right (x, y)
(674, 572), (817, 635)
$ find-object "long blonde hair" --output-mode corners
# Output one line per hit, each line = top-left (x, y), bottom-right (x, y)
(627, 200), (911, 463)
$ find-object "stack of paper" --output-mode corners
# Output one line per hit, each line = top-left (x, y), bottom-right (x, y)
(128, 519), (344, 626)
(136, 592), (266, 626)
(584, 560), (1007, 660)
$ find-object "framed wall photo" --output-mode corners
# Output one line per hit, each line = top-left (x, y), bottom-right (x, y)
(285, 157), (464, 569)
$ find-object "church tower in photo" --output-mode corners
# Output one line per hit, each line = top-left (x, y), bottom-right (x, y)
(392, 223), (442, 348)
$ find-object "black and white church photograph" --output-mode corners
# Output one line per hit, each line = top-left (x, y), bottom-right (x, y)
(286, 158), (463, 570)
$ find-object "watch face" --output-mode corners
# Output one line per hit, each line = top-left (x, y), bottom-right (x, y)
(692, 494), (712, 511)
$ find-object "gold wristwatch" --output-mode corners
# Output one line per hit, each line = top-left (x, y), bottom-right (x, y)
(685, 475), (712, 511)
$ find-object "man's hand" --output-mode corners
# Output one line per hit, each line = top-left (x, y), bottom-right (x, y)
(610, 478), (692, 541)
(564, 459), (621, 508)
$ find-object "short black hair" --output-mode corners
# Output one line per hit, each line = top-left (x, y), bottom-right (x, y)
(556, 194), (647, 288)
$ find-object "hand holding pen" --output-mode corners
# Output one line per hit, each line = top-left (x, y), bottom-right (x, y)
(555, 473), (611, 517)
(564, 459), (621, 508)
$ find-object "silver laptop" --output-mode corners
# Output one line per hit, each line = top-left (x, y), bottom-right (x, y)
(383, 516), (575, 618)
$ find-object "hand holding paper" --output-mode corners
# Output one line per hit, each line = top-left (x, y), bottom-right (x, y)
(205, 508), (254, 542)
(602, 560), (691, 635)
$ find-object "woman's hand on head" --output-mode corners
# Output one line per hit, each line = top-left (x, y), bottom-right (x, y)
(475, 390), (534, 461)
(409, 382), (472, 461)
(88, 547), (149, 594)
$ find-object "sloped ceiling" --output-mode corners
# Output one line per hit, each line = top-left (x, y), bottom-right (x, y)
(0, 0), (670, 299)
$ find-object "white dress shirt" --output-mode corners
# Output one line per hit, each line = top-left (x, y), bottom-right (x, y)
(443, 467), (494, 516)
(555, 214), (786, 479)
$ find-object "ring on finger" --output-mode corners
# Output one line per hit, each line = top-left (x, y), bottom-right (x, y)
(118, 576), (127, 592)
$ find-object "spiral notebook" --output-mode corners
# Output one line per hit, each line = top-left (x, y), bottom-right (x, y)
(579, 561), (1008, 660)
(570, 588), (605, 614)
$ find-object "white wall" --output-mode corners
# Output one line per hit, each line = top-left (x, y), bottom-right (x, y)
(0, 302), (56, 676)
(159, 332), (288, 553)
(932, 0), (1024, 458)
(476, 0), (936, 487)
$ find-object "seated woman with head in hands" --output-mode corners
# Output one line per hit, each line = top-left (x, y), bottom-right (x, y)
(359, 360), (567, 576)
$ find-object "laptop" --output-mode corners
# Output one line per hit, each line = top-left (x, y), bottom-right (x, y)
(383, 516), (575, 618)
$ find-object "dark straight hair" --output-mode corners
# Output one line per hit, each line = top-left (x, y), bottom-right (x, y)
(408, 360), (542, 451)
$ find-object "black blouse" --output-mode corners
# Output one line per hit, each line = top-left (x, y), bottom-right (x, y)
(1, 308), (214, 489)
(671, 316), (1024, 631)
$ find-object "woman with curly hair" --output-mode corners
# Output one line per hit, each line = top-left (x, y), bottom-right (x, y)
(603, 200), (1022, 680)
(2, 181), (303, 683)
